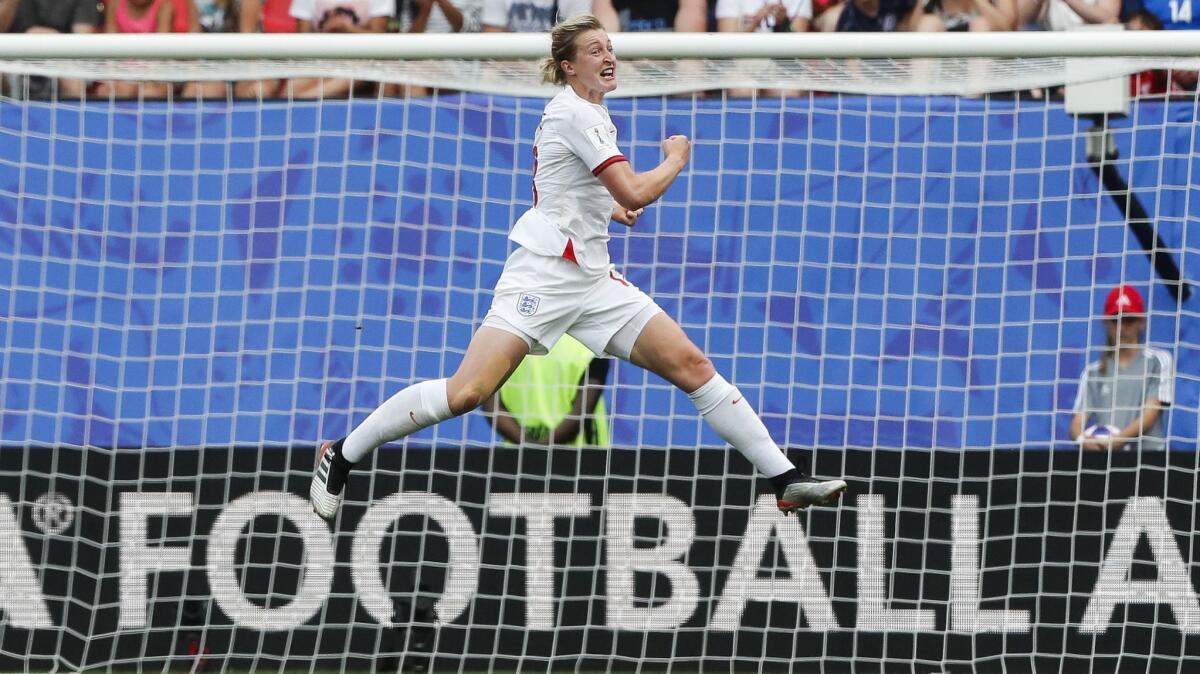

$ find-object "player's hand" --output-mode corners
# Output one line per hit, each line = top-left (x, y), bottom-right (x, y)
(662, 135), (690, 164)
(748, 4), (774, 27)
(1079, 437), (1111, 451)
(612, 203), (643, 226)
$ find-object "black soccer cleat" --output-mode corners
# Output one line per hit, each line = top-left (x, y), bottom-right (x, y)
(310, 438), (350, 522)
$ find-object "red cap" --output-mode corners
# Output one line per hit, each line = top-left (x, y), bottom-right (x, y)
(1103, 284), (1145, 316)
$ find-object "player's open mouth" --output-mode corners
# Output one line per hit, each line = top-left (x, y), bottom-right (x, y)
(601, 67), (615, 80)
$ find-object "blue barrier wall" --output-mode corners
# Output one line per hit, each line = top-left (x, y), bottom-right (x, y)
(1, 95), (1196, 450)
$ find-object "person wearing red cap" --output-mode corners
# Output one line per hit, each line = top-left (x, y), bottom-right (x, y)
(1069, 284), (1173, 451)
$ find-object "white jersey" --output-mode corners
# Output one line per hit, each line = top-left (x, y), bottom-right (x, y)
(481, 0), (592, 31)
(509, 86), (627, 276)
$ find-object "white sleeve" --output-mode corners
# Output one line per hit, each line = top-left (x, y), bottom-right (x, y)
(714, 0), (742, 19)
(456, 0), (484, 31)
(289, 0), (316, 21)
(560, 0), (594, 18)
(1151, 349), (1174, 405)
(556, 105), (626, 175)
(788, 0), (813, 20)
(481, 0), (509, 27)
(1072, 367), (1090, 413)
(368, 0), (396, 17)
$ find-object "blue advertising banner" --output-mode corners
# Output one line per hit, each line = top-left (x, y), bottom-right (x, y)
(1, 96), (1196, 449)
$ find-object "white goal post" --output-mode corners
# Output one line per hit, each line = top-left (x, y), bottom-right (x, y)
(2, 31), (1200, 95)
(1, 30), (1198, 674)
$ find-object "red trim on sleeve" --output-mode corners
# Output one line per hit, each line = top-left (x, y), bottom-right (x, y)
(563, 239), (578, 265)
(592, 155), (628, 176)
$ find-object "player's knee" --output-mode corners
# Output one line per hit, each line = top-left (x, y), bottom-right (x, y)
(447, 385), (485, 416)
(679, 351), (716, 390)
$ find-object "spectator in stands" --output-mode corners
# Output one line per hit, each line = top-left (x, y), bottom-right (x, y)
(6, 0), (99, 36)
(1122, 0), (1200, 29)
(182, 0), (237, 98)
(169, 0), (195, 31)
(1121, 0), (1199, 91)
(592, 0), (708, 32)
(1127, 10), (1169, 95)
(717, 1), (813, 96)
(815, 0), (944, 31)
(292, 0), (392, 34)
(716, 0), (811, 32)
(289, 0), (394, 98)
(244, 0), (296, 31)
(383, 0), (482, 96)
(483, 335), (612, 447)
(234, 0), (297, 98)
(1016, 0), (1118, 30)
(926, 0), (1017, 29)
(480, 0), (591, 31)
(3, 0), (100, 97)
(96, 0), (173, 98)
(0, 0), (15, 32)
(395, 0), (483, 32)
(193, 0), (230, 31)
(1070, 284), (1174, 451)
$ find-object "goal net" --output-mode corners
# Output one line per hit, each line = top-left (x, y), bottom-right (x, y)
(1, 31), (1199, 673)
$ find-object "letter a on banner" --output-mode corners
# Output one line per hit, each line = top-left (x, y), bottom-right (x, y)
(711, 494), (837, 630)
(1080, 497), (1200, 634)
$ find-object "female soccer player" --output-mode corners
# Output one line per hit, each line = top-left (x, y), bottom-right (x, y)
(310, 14), (847, 521)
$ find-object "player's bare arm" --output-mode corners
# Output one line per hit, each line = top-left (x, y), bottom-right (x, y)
(597, 135), (690, 210)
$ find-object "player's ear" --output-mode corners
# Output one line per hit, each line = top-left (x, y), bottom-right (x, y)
(561, 60), (575, 77)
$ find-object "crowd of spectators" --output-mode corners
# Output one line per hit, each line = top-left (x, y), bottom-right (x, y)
(0, 0), (1194, 97)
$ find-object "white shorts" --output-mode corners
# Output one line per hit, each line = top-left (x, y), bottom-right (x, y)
(482, 246), (662, 357)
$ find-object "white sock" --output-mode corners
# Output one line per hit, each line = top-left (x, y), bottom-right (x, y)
(688, 373), (794, 478)
(342, 378), (453, 463)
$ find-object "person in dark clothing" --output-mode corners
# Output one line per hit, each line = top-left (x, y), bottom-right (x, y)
(7, 0), (99, 34)
(815, 0), (943, 30)
(5, 0), (100, 97)
(592, 0), (707, 31)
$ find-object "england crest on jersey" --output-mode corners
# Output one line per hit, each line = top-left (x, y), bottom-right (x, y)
(517, 293), (540, 316)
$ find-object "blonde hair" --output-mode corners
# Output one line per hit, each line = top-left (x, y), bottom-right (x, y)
(539, 14), (606, 86)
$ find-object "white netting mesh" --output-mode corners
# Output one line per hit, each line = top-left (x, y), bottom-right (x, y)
(1, 34), (1199, 673)
(6, 55), (1200, 95)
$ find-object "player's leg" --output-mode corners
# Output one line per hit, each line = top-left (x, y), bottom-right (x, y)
(310, 326), (529, 521)
(617, 312), (846, 512)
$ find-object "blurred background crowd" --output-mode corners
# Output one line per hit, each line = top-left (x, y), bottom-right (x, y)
(1, 0), (1194, 97)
